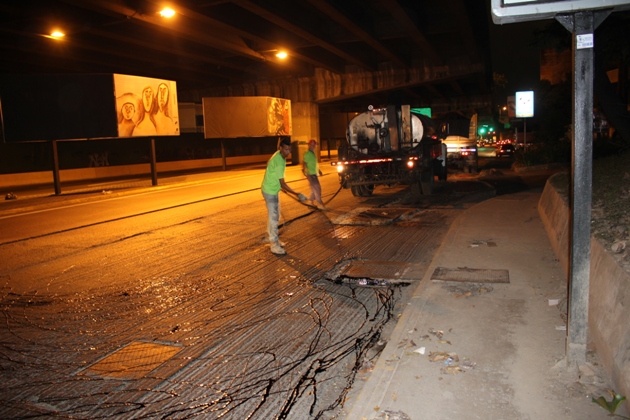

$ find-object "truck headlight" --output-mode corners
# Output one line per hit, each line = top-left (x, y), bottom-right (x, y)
(407, 160), (415, 168)
(336, 164), (345, 173)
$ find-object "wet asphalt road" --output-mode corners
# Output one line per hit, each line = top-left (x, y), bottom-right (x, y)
(0, 167), (500, 419)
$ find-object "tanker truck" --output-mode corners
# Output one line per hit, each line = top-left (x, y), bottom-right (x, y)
(331, 105), (446, 197)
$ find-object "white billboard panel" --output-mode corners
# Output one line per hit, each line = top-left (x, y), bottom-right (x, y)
(202, 96), (292, 138)
(491, 0), (630, 24)
(516, 91), (534, 118)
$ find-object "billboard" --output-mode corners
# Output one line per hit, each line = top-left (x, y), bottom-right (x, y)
(515, 91), (534, 118)
(113, 74), (179, 137)
(202, 96), (291, 138)
(0, 74), (179, 143)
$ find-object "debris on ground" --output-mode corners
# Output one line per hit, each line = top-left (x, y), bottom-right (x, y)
(428, 351), (458, 363)
(5, 192), (17, 200)
(428, 327), (444, 339)
(370, 409), (413, 420)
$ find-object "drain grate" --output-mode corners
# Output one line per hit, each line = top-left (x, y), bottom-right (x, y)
(431, 267), (510, 283)
(82, 341), (182, 380)
(340, 260), (423, 282)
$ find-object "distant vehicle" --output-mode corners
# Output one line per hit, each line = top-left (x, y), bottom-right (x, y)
(442, 135), (478, 173)
(496, 143), (515, 157)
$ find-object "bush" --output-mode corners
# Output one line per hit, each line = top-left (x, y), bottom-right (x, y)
(515, 140), (571, 166)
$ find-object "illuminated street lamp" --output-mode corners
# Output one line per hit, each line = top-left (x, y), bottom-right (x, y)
(159, 7), (176, 18)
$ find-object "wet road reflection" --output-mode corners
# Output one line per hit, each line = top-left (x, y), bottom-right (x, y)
(0, 178), (482, 418)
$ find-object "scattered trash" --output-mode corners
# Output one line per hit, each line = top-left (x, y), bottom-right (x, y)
(359, 359), (374, 374)
(5, 192), (17, 200)
(418, 334), (431, 341)
(611, 241), (626, 253)
(385, 354), (400, 363)
(460, 359), (477, 370)
(441, 365), (465, 375)
(285, 292), (294, 296)
(414, 347), (426, 355)
(438, 339), (452, 345)
(428, 328), (444, 339)
(454, 291), (472, 298)
(555, 325), (567, 331)
(548, 299), (559, 306)
(373, 410), (413, 420)
(102, 190), (112, 194)
(428, 351), (458, 363)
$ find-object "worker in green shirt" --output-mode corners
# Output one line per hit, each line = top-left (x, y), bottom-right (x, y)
(261, 137), (306, 255)
(302, 139), (325, 209)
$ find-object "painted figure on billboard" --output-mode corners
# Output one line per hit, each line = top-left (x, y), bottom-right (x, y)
(116, 92), (140, 137)
(154, 82), (176, 135)
(267, 97), (290, 136)
(133, 85), (157, 136)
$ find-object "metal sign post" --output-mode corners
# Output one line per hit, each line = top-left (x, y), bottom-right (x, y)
(492, 0), (626, 368)
(556, 8), (611, 368)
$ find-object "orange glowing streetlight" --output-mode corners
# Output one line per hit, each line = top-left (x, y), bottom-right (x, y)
(45, 30), (65, 40)
(159, 7), (176, 18)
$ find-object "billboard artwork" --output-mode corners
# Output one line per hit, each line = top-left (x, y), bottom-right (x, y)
(113, 74), (179, 137)
(267, 97), (291, 136)
(202, 96), (292, 139)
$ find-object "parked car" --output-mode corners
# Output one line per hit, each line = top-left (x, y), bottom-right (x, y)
(496, 143), (515, 157)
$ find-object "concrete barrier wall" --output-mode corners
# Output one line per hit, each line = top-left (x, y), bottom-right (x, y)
(538, 174), (630, 406)
(0, 155), (270, 190)
(0, 150), (338, 190)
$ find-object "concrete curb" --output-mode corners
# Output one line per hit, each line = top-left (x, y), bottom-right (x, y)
(538, 174), (630, 409)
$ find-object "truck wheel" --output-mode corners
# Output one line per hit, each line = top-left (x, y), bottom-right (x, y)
(360, 184), (374, 196)
(351, 185), (362, 197)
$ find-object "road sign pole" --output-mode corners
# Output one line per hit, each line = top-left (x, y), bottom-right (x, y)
(556, 8), (611, 369)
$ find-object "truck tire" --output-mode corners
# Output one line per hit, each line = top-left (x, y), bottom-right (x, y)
(351, 185), (362, 197)
(360, 184), (374, 196)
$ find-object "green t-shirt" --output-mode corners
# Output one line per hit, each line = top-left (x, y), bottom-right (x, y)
(261, 150), (286, 195)
(303, 149), (318, 176)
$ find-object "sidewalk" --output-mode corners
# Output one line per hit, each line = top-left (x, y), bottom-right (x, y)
(343, 190), (620, 420)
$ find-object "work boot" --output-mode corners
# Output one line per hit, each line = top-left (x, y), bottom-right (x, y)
(270, 243), (286, 255)
(264, 238), (285, 246)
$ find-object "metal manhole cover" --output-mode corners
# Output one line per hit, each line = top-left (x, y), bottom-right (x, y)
(81, 341), (182, 380)
(332, 208), (412, 225)
(340, 261), (423, 282)
(431, 267), (510, 283)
